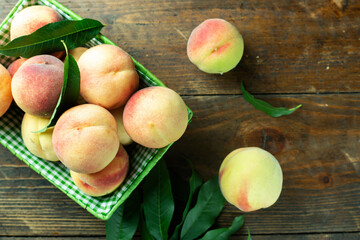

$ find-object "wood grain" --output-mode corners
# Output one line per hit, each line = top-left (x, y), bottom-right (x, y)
(170, 94), (360, 234)
(0, 233), (359, 240)
(1, 0), (359, 95)
(0, 0), (359, 238)
(1, 94), (359, 236)
(232, 233), (360, 240)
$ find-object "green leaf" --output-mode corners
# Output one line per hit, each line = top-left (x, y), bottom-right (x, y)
(169, 159), (203, 240)
(241, 81), (302, 117)
(140, 206), (155, 240)
(34, 40), (80, 133)
(180, 175), (226, 240)
(143, 159), (174, 240)
(106, 189), (141, 240)
(199, 215), (245, 240)
(248, 228), (252, 240)
(0, 19), (104, 58)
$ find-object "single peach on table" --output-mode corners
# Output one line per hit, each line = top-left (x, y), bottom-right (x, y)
(123, 86), (188, 149)
(21, 113), (58, 161)
(11, 54), (64, 117)
(0, 64), (12, 117)
(110, 107), (133, 146)
(7, 58), (27, 78)
(78, 44), (139, 110)
(10, 5), (63, 40)
(70, 144), (129, 197)
(219, 147), (283, 212)
(52, 104), (119, 174)
(187, 18), (244, 74)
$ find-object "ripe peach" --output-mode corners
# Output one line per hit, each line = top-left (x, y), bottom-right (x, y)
(123, 86), (188, 148)
(10, 5), (63, 40)
(69, 47), (88, 62)
(219, 147), (283, 212)
(21, 113), (58, 161)
(78, 44), (139, 110)
(187, 18), (244, 74)
(70, 144), (129, 197)
(7, 58), (27, 78)
(52, 104), (119, 174)
(0, 64), (12, 117)
(11, 55), (64, 117)
(110, 107), (133, 146)
(51, 51), (66, 61)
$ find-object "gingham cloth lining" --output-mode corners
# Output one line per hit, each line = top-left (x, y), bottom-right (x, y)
(0, 0), (174, 220)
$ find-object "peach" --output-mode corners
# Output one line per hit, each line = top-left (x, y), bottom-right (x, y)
(70, 144), (129, 197)
(0, 64), (12, 117)
(78, 44), (139, 110)
(110, 107), (133, 146)
(123, 86), (188, 148)
(69, 47), (88, 62)
(51, 51), (66, 61)
(52, 104), (119, 174)
(11, 55), (64, 117)
(7, 58), (27, 78)
(219, 147), (283, 212)
(10, 5), (63, 40)
(187, 18), (244, 74)
(21, 113), (58, 161)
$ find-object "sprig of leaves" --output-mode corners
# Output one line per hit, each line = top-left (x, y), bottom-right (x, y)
(34, 40), (80, 133)
(140, 205), (156, 240)
(143, 159), (175, 240)
(248, 228), (252, 240)
(169, 159), (202, 240)
(199, 215), (245, 240)
(0, 19), (104, 58)
(180, 175), (226, 240)
(241, 81), (302, 117)
(106, 189), (140, 240)
(106, 158), (245, 240)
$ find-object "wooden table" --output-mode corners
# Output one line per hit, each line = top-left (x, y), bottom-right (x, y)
(1, 0), (359, 239)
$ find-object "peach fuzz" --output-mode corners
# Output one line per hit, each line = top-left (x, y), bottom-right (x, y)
(10, 5), (63, 40)
(110, 107), (133, 146)
(11, 55), (64, 117)
(69, 47), (88, 62)
(21, 113), (58, 161)
(70, 144), (129, 197)
(52, 104), (119, 174)
(187, 18), (244, 74)
(7, 58), (27, 78)
(219, 147), (283, 212)
(78, 44), (139, 110)
(0, 64), (12, 117)
(123, 86), (188, 148)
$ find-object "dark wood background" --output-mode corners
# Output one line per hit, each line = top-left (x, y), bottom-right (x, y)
(0, 0), (359, 239)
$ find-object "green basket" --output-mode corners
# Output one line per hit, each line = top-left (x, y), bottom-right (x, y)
(0, 0), (193, 220)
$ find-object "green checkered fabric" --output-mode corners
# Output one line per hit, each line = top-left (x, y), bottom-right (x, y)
(0, 0), (192, 220)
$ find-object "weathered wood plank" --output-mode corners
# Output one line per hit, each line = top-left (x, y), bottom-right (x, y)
(0, 0), (359, 95)
(0, 238), (105, 240)
(0, 0), (359, 238)
(1, 94), (359, 236)
(233, 232), (360, 240)
(0, 232), (359, 240)
(171, 94), (360, 234)
(0, 150), (105, 236)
